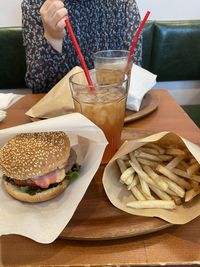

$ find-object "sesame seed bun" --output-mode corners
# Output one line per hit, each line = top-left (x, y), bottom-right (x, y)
(2, 177), (69, 203)
(0, 131), (70, 180)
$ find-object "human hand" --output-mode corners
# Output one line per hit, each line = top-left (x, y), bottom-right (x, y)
(40, 0), (67, 51)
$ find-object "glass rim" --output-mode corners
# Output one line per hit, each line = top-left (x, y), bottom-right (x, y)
(69, 69), (128, 88)
(93, 49), (129, 60)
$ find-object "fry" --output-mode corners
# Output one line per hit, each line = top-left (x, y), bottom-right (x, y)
(170, 195), (182, 205)
(165, 155), (184, 170)
(165, 187), (180, 197)
(144, 143), (165, 154)
(160, 175), (185, 198)
(137, 184), (155, 200)
(120, 167), (135, 183)
(127, 175), (139, 190)
(158, 154), (173, 161)
(138, 174), (151, 197)
(191, 180), (199, 191)
(177, 160), (189, 170)
(116, 158), (127, 173)
(126, 200), (176, 209)
(187, 163), (200, 176)
(156, 164), (191, 190)
(165, 148), (185, 156)
(123, 174), (134, 186)
(129, 160), (156, 186)
(185, 188), (200, 202)
(137, 147), (159, 155)
(129, 152), (142, 169)
(149, 184), (172, 201)
(173, 168), (200, 183)
(137, 158), (158, 168)
(134, 151), (162, 162)
(191, 175), (200, 183)
(130, 185), (146, 201)
(173, 168), (190, 179)
(143, 165), (168, 191)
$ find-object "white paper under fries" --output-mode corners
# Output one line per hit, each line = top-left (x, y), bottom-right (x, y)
(0, 113), (108, 243)
(103, 131), (200, 224)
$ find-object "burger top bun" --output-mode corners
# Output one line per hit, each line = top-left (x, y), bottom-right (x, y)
(0, 131), (70, 180)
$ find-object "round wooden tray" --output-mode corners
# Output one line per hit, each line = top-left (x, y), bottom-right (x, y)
(59, 129), (172, 241)
(124, 91), (159, 124)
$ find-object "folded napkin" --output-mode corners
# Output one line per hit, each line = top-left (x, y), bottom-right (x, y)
(126, 64), (157, 111)
(0, 93), (24, 121)
(26, 65), (157, 119)
(26, 66), (82, 118)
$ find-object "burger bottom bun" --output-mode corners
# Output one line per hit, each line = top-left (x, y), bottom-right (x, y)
(2, 179), (69, 203)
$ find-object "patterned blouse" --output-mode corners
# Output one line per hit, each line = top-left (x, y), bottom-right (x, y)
(21, 0), (142, 93)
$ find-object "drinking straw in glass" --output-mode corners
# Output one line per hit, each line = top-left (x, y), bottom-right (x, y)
(125, 10), (151, 73)
(65, 18), (94, 91)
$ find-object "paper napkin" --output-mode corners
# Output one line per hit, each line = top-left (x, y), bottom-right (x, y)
(26, 66), (82, 119)
(0, 93), (24, 121)
(0, 93), (24, 110)
(126, 64), (157, 112)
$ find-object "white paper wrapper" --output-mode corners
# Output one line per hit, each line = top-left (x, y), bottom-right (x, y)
(0, 93), (24, 110)
(0, 113), (108, 243)
(103, 131), (200, 224)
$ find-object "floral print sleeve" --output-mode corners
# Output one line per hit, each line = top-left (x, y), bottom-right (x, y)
(22, 0), (142, 93)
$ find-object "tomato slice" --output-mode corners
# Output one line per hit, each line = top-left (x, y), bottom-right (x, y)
(13, 179), (38, 187)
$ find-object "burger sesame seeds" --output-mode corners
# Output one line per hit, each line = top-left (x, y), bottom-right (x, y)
(0, 131), (70, 179)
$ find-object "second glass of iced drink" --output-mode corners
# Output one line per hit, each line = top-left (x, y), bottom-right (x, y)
(93, 50), (132, 85)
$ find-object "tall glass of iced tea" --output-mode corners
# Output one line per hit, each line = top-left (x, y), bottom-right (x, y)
(69, 69), (128, 164)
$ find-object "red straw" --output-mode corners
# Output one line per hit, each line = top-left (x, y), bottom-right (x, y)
(65, 18), (94, 91)
(125, 11), (151, 73)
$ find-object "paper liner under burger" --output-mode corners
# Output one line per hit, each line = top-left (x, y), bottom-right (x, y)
(103, 131), (200, 224)
(0, 113), (108, 243)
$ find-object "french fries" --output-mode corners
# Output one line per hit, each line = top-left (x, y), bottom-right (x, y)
(116, 141), (200, 210)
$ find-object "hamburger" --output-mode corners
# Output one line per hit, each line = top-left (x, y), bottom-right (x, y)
(0, 131), (79, 203)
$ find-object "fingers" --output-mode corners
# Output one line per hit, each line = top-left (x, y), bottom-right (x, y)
(41, 0), (67, 24)
(41, 0), (64, 11)
(40, 0), (67, 38)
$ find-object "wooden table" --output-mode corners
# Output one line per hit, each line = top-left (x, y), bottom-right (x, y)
(0, 89), (200, 266)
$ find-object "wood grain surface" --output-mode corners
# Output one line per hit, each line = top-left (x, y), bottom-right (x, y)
(125, 91), (159, 123)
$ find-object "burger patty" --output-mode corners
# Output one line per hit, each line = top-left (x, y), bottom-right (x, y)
(2, 148), (79, 195)
(3, 162), (80, 195)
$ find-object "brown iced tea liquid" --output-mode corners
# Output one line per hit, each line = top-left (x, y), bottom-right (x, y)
(96, 68), (125, 85)
(73, 87), (127, 164)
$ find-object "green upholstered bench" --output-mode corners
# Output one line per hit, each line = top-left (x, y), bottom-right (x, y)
(0, 21), (200, 126)
(142, 20), (200, 128)
(0, 27), (26, 88)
